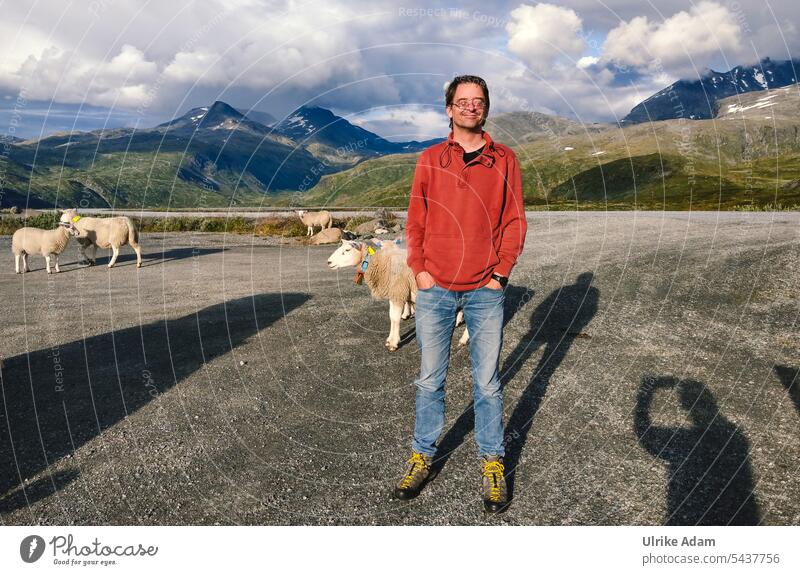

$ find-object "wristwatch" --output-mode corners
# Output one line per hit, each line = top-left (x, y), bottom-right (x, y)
(491, 273), (508, 287)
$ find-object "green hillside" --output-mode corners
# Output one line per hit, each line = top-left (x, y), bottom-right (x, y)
(4, 87), (800, 210)
(299, 86), (800, 210)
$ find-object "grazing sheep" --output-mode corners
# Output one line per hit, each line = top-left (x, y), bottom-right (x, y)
(12, 220), (80, 274)
(310, 227), (343, 245)
(327, 240), (468, 351)
(296, 210), (332, 236)
(59, 209), (142, 268)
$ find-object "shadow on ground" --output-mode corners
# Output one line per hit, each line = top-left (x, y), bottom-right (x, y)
(66, 246), (226, 270)
(774, 365), (799, 414)
(634, 376), (760, 525)
(431, 273), (599, 486)
(0, 292), (310, 515)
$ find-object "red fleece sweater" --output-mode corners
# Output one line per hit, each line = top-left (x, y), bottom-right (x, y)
(406, 130), (527, 291)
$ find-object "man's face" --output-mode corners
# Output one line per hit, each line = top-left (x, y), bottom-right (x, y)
(446, 83), (487, 131)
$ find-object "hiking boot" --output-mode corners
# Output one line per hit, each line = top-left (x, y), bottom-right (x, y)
(393, 452), (434, 500)
(481, 456), (509, 513)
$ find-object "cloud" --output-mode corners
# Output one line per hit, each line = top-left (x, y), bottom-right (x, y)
(10, 44), (159, 108)
(0, 0), (797, 136)
(162, 2), (369, 91)
(506, 3), (586, 72)
(349, 105), (448, 141)
(601, 1), (744, 77)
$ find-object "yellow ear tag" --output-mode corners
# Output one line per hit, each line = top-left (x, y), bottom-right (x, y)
(72, 215), (81, 223)
(367, 246), (376, 256)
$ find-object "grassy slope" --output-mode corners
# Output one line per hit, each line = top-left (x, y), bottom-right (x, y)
(299, 113), (800, 209)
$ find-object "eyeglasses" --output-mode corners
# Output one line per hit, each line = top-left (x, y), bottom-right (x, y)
(450, 98), (486, 111)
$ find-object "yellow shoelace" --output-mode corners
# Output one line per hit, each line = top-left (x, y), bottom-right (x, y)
(400, 453), (429, 488)
(483, 460), (505, 501)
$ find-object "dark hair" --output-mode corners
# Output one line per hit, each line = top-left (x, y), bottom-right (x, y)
(445, 75), (490, 129)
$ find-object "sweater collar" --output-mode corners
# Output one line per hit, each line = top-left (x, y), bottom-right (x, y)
(446, 129), (494, 153)
(440, 130), (500, 168)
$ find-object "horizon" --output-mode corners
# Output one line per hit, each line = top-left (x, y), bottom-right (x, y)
(4, 55), (799, 143)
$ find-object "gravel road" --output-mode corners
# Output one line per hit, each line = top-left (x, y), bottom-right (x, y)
(1, 212), (798, 525)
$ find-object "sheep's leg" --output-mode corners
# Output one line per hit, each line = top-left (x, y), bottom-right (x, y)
(410, 303), (416, 317)
(22, 254), (29, 272)
(108, 246), (120, 268)
(88, 244), (97, 265)
(14, 254), (21, 274)
(79, 242), (91, 265)
(307, 226), (312, 237)
(45, 254), (52, 274)
(456, 308), (469, 345)
(131, 243), (142, 268)
(54, 254), (60, 273)
(401, 301), (411, 320)
(458, 325), (470, 347)
(385, 300), (403, 352)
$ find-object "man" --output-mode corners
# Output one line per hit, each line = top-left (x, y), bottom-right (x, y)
(394, 75), (527, 513)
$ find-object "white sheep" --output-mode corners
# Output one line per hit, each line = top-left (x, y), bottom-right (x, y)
(59, 209), (142, 268)
(310, 227), (343, 245)
(327, 240), (468, 351)
(296, 210), (332, 236)
(12, 220), (80, 274)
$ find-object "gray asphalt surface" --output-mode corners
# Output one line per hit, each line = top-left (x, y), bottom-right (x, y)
(1, 212), (798, 525)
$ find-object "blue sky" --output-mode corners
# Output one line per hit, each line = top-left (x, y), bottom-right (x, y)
(0, 0), (797, 140)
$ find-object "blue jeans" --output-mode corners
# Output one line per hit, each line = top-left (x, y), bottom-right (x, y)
(411, 283), (505, 457)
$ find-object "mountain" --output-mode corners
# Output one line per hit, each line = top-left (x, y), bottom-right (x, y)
(0, 101), (322, 208)
(155, 101), (280, 140)
(0, 101), (442, 209)
(715, 83), (800, 121)
(486, 111), (609, 143)
(622, 58), (799, 124)
(271, 105), (442, 162)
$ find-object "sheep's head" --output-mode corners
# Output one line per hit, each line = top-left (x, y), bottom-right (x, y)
(296, 210), (306, 217)
(58, 221), (80, 237)
(59, 209), (78, 225)
(327, 240), (363, 269)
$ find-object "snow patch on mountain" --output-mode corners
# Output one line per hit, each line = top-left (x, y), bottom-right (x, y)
(724, 93), (779, 114)
(753, 69), (767, 89)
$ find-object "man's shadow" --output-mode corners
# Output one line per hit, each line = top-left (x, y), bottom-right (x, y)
(433, 273), (599, 492)
(0, 292), (310, 515)
(634, 376), (760, 525)
(773, 365), (799, 414)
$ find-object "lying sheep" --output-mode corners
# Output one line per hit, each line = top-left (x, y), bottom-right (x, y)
(12, 219), (80, 274)
(297, 210), (332, 236)
(59, 209), (142, 268)
(327, 240), (468, 351)
(310, 227), (343, 245)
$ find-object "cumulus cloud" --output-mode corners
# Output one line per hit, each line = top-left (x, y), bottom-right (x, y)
(10, 44), (159, 108)
(601, 1), (745, 77)
(0, 0), (797, 136)
(506, 3), (586, 72)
